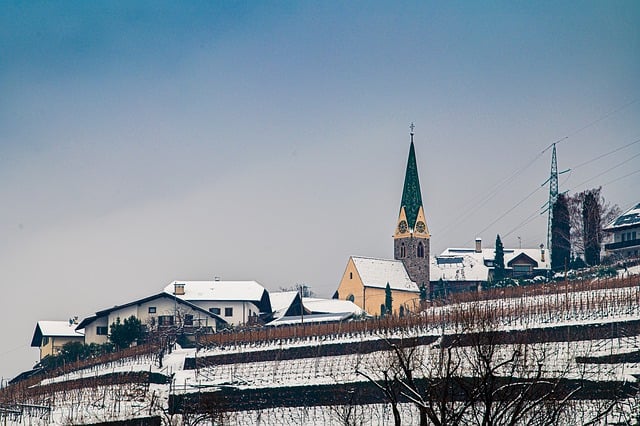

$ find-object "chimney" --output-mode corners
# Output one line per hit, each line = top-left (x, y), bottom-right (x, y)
(214, 276), (221, 282)
(475, 238), (482, 253)
(174, 282), (185, 296)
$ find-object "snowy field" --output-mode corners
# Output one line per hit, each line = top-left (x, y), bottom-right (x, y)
(3, 273), (640, 425)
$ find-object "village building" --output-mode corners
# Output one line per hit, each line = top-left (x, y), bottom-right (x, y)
(30, 320), (85, 360)
(76, 292), (225, 345)
(267, 291), (365, 326)
(604, 202), (640, 259)
(163, 280), (272, 326)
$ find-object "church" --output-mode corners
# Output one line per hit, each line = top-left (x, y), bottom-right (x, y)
(334, 127), (430, 316)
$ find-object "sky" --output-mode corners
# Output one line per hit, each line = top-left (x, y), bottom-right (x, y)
(1, 1), (639, 380)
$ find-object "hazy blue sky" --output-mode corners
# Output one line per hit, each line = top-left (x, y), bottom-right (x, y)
(1, 2), (638, 379)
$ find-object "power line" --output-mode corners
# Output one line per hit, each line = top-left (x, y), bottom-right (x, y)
(569, 152), (640, 191)
(600, 168), (640, 188)
(542, 98), (639, 153)
(570, 137), (640, 170)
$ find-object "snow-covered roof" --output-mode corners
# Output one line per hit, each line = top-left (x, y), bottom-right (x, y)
(164, 280), (267, 302)
(270, 291), (299, 312)
(604, 202), (640, 231)
(76, 292), (227, 331)
(351, 256), (419, 292)
(302, 298), (365, 316)
(31, 321), (84, 347)
(269, 291), (305, 320)
(265, 312), (353, 327)
(440, 247), (551, 271)
(430, 255), (489, 282)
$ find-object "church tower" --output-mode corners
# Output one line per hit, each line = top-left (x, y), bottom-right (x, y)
(394, 125), (431, 293)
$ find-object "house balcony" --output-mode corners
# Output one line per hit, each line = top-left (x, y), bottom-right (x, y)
(605, 239), (640, 251)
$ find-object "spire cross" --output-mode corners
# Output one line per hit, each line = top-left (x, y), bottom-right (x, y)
(410, 122), (415, 143)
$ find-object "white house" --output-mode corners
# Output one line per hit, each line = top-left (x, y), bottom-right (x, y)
(604, 202), (640, 259)
(164, 280), (272, 326)
(31, 320), (85, 360)
(76, 292), (226, 345)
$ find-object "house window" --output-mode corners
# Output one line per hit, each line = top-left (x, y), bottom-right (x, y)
(96, 326), (108, 336)
(417, 242), (424, 258)
(225, 307), (233, 317)
(184, 314), (193, 326)
(148, 307), (156, 314)
(209, 307), (221, 315)
(42, 336), (49, 346)
(512, 264), (532, 277)
(158, 315), (174, 326)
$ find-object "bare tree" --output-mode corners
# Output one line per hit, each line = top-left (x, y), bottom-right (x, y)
(568, 188), (620, 261)
(357, 307), (624, 425)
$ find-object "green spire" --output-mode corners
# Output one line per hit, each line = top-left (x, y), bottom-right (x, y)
(400, 133), (423, 229)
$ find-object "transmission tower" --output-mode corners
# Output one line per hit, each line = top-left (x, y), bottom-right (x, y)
(546, 143), (558, 254)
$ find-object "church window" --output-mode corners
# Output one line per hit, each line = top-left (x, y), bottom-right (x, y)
(347, 294), (355, 302)
(399, 306), (405, 317)
(417, 242), (424, 258)
(400, 243), (406, 258)
(349, 272), (353, 279)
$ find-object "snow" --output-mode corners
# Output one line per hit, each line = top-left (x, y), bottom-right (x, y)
(163, 280), (267, 301)
(604, 202), (640, 230)
(8, 273), (640, 425)
(303, 298), (365, 315)
(35, 321), (84, 338)
(351, 256), (419, 291)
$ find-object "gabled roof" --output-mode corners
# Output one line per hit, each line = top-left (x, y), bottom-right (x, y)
(351, 256), (419, 292)
(400, 140), (424, 229)
(164, 280), (272, 313)
(75, 292), (226, 331)
(269, 291), (310, 320)
(507, 252), (539, 267)
(604, 202), (640, 231)
(31, 321), (84, 347)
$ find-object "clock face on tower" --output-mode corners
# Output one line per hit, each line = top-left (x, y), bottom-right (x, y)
(398, 220), (408, 233)
(415, 221), (426, 233)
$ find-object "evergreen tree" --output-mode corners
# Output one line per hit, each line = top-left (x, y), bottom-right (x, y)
(493, 234), (506, 284)
(582, 190), (602, 266)
(385, 282), (393, 316)
(109, 315), (143, 349)
(551, 193), (571, 271)
(419, 283), (428, 302)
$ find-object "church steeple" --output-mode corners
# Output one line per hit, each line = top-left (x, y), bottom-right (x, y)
(394, 124), (430, 295)
(400, 124), (424, 230)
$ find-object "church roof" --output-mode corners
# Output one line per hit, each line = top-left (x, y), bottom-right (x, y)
(351, 256), (420, 292)
(400, 140), (424, 229)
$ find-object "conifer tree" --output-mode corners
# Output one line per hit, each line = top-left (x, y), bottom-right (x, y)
(583, 190), (601, 265)
(552, 193), (571, 271)
(493, 234), (506, 284)
(385, 283), (393, 316)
